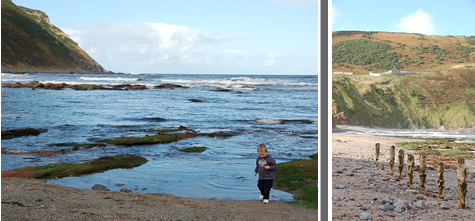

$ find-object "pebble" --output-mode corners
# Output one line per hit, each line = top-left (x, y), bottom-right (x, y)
(356, 203), (363, 207)
(440, 205), (450, 210)
(414, 201), (428, 209)
(120, 188), (132, 193)
(381, 197), (393, 205)
(394, 200), (410, 213)
(359, 212), (371, 220)
(380, 203), (394, 211)
(360, 207), (367, 210)
(91, 184), (110, 191)
(336, 185), (346, 189)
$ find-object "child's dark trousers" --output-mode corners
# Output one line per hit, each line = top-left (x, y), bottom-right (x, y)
(257, 179), (274, 200)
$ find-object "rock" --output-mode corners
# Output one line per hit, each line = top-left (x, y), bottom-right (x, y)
(120, 188), (132, 193)
(356, 203), (363, 207)
(188, 99), (203, 102)
(414, 201), (428, 209)
(440, 205), (450, 210)
(336, 185), (346, 189)
(1, 128), (47, 140)
(115, 183), (126, 186)
(380, 203), (394, 211)
(381, 197), (393, 205)
(359, 212), (372, 220)
(332, 197), (340, 201)
(212, 88), (231, 92)
(154, 84), (188, 89)
(394, 200), (410, 213)
(91, 184), (110, 191)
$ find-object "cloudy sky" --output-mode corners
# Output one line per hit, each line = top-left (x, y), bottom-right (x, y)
(332, 0), (475, 36)
(13, 0), (318, 74)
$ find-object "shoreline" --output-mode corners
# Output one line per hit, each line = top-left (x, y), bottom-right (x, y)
(2, 177), (318, 220)
(332, 130), (475, 220)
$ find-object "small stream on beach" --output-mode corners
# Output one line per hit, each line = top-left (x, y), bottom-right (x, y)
(1, 73), (318, 200)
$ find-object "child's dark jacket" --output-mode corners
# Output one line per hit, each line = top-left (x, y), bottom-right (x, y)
(254, 154), (277, 180)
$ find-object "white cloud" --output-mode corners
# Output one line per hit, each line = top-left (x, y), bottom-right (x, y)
(263, 53), (282, 66)
(332, 5), (342, 25)
(61, 21), (316, 74)
(396, 8), (442, 35)
(63, 22), (256, 72)
(274, 0), (317, 6)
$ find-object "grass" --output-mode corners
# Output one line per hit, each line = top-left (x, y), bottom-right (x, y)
(2, 155), (148, 179)
(98, 127), (198, 145)
(179, 146), (207, 153)
(398, 138), (475, 170)
(273, 153), (318, 209)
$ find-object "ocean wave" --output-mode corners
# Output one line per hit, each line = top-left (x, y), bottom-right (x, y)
(158, 76), (316, 91)
(256, 119), (317, 125)
(1, 73), (34, 82)
(79, 77), (140, 82)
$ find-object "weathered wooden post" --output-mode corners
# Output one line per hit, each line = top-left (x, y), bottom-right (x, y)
(375, 143), (380, 169)
(457, 158), (468, 209)
(389, 146), (395, 176)
(407, 154), (414, 185)
(437, 162), (444, 199)
(398, 149), (404, 179)
(419, 153), (427, 188)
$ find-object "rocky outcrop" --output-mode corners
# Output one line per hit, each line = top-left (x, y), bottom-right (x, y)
(154, 84), (189, 89)
(1, 128), (47, 139)
(2, 82), (149, 90)
(1, 155), (148, 179)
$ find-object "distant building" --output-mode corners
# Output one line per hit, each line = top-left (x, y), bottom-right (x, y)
(333, 72), (353, 76)
(369, 67), (416, 76)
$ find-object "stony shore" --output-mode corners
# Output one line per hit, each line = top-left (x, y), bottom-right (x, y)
(332, 131), (475, 220)
(2, 177), (318, 220)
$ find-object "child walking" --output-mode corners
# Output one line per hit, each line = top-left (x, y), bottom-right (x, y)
(254, 144), (277, 204)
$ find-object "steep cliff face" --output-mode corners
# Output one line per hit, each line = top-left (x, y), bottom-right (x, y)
(332, 69), (475, 130)
(1, 0), (107, 74)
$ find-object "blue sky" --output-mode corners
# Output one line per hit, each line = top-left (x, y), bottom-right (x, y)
(332, 0), (475, 36)
(12, 0), (318, 74)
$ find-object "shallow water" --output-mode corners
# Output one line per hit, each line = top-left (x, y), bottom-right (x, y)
(1, 73), (318, 200)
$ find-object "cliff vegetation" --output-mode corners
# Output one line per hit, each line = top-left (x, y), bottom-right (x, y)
(332, 69), (475, 130)
(1, 0), (107, 73)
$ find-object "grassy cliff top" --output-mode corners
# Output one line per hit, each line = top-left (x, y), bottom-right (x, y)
(332, 31), (475, 74)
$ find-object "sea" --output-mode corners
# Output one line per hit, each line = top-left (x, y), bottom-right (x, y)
(1, 73), (318, 200)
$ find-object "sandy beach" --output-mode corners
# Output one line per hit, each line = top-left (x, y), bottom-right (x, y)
(1, 177), (318, 220)
(332, 129), (475, 220)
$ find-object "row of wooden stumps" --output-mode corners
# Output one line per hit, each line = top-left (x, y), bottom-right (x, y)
(375, 143), (469, 209)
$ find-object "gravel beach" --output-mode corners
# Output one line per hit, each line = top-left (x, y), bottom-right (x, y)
(332, 131), (475, 220)
(1, 177), (318, 220)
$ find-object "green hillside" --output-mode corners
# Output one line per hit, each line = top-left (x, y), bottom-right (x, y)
(1, 0), (107, 73)
(332, 31), (475, 74)
(332, 69), (475, 129)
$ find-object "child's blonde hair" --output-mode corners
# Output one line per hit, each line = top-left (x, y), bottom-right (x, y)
(257, 144), (267, 152)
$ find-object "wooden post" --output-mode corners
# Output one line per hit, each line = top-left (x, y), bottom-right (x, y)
(407, 154), (414, 185)
(375, 143), (380, 169)
(437, 162), (444, 199)
(457, 158), (468, 209)
(419, 153), (427, 188)
(398, 149), (404, 179)
(389, 146), (395, 176)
